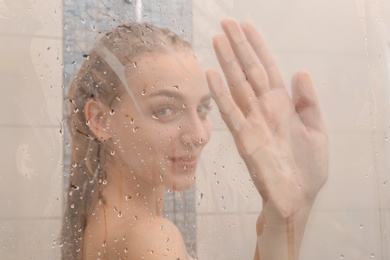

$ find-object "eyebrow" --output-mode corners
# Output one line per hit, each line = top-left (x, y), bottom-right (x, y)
(148, 89), (212, 102)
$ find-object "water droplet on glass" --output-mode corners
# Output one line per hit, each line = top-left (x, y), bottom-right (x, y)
(118, 211), (122, 217)
(130, 118), (135, 124)
(360, 224), (364, 229)
(110, 109), (115, 115)
(141, 89), (146, 96)
(340, 255), (344, 259)
(371, 253), (375, 258)
(133, 127), (139, 133)
(125, 195), (131, 201)
(152, 114), (159, 119)
(173, 85), (179, 90)
(70, 204), (75, 209)
(111, 150), (115, 155)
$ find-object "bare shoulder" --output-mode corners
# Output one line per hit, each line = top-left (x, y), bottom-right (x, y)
(107, 216), (189, 260)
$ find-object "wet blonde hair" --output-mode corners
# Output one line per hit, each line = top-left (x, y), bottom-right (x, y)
(61, 22), (191, 259)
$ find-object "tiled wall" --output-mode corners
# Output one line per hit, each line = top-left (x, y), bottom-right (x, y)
(193, 0), (390, 259)
(0, 0), (63, 259)
(1, 0), (389, 259)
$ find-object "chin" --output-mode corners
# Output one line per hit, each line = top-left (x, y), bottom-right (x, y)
(170, 175), (196, 191)
(161, 164), (198, 191)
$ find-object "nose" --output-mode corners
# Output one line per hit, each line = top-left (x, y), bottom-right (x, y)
(180, 114), (211, 148)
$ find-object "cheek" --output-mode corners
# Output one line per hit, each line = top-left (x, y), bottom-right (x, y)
(136, 126), (176, 157)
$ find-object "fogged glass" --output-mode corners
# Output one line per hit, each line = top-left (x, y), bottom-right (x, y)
(0, 0), (389, 259)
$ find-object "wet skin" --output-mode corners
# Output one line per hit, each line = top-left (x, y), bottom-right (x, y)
(83, 51), (212, 259)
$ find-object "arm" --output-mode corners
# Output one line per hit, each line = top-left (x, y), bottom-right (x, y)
(206, 18), (328, 260)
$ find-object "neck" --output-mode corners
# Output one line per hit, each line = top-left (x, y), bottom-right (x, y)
(100, 161), (165, 218)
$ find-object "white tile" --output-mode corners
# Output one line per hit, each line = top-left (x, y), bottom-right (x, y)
(301, 209), (384, 260)
(272, 52), (389, 134)
(196, 210), (385, 260)
(0, 35), (63, 126)
(313, 132), (385, 212)
(0, 218), (61, 260)
(0, 0), (62, 38)
(193, 0), (367, 55)
(196, 213), (258, 260)
(0, 126), (63, 219)
(196, 130), (262, 214)
(379, 0), (390, 35)
(382, 209), (390, 258)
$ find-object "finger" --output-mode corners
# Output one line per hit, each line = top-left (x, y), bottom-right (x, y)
(205, 69), (246, 134)
(220, 18), (270, 96)
(291, 71), (326, 132)
(213, 34), (258, 115)
(240, 21), (285, 90)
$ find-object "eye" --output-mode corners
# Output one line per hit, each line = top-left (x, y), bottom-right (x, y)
(197, 103), (213, 119)
(152, 106), (175, 119)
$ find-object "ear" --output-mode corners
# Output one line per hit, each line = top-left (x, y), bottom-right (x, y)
(84, 98), (112, 142)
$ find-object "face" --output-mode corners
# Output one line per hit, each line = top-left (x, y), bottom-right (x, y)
(106, 51), (211, 191)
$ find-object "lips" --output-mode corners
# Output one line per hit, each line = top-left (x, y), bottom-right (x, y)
(170, 155), (198, 168)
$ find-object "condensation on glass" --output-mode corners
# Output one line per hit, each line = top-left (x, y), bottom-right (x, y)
(0, 0), (389, 259)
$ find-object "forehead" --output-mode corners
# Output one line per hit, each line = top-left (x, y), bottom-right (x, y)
(124, 52), (206, 93)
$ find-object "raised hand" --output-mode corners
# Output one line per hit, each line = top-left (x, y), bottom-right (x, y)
(206, 18), (328, 225)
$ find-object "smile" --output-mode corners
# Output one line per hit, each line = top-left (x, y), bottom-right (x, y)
(170, 156), (198, 168)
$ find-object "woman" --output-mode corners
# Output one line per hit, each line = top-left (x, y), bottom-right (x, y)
(61, 18), (328, 260)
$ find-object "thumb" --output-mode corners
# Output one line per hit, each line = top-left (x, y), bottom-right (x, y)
(291, 71), (325, 132)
